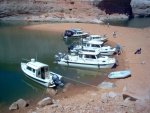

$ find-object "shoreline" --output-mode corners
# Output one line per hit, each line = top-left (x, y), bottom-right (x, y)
(21, 23), (150, 112)
(23, 22), (150, 97)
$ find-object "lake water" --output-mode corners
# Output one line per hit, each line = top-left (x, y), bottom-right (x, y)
(0, 21), (111, 112)
(0, 18), (150, 112)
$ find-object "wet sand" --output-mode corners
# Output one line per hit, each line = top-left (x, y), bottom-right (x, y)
(22, 23), (150, 112)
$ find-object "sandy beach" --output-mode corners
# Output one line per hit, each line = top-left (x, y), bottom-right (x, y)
(22, 23), (150, 113)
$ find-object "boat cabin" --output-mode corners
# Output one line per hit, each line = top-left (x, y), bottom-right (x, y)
(86, 40), (104, 48)
(78, 50), (104, 60)
(87, 35), (102, 40)
(26, 59), (49, 80)
(64, 28), (88, 38)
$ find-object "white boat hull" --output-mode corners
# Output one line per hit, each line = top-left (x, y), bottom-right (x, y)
(108, 70), (131, 79)
(58, 61), (115, 69)
(57, 57), (116, 69)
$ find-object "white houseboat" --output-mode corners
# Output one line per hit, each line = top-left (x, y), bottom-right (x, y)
(82, 35), (107, 43)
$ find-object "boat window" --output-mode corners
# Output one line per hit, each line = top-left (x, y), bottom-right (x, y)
(45, 67), (48, 72)
(85, 55), (96, 59)
(38, 71), (41, 75)
(92, 44), (99, 47)
(27, 66), (32, 71)
(102, 61), (106, 62)
(93, 37), (99, 39)
(79, 54), (82, 58)
(86, 44), (90, 47)
(101, 44), (104, 47)
(33, 69), (35, 73)
(91, 55), (96, 59)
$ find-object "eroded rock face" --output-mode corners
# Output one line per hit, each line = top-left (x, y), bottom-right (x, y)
(0, 0), (129, 21)
(94, 0), (133, 18)
(131, 0), (150, 17)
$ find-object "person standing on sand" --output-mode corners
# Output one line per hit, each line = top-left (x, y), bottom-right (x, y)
(134, 48), (141, 54)
(113, 31), (116, 38)
(116, 45), (121, 55)
(107, 23), (109, 27)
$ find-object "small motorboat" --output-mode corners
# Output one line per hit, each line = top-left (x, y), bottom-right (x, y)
(82, 35), (107, 43)
(108, 70), (131, 79)
(21, 58), (64, 87)
(63, 28), (89, 39)
(68, 40), (116, 55)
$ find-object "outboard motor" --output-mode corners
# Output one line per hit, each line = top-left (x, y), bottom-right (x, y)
(52, 75), (64, 87)
(68, 43), (74, 52)
(58, 52), (63, 58)
(54, 55), (60, 61)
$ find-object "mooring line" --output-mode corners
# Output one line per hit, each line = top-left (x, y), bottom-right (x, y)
(62, 76), (97, 88)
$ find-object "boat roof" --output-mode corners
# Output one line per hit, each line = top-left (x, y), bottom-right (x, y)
(26, 61), (49, 70)
(71, 28), (82, 31)
(89, 35), (101, 37)
(79, 49), (100, 55)
(86, 40), (104, 44)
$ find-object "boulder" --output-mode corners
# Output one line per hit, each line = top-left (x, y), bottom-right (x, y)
(46, 88), (58, 96)
(9, 102), (18, 110)
(122, 93), (138, 101)
(108, 91), (117, 98)
(131, 0), (150, 17)
(97, 82), (116, 89)
(37, 97), (53, 108)
(101, 92), (108, 103)
(16, 98), (27, 108)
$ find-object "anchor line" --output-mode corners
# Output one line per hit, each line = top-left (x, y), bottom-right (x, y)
(62, 76), (97, 88)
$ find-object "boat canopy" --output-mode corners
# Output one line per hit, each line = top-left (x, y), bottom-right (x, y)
(87, 40), (104, 45)
(27, 61), (49, 70)
(64, 30), (74, 37)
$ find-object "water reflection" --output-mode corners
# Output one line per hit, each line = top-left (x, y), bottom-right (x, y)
(60, 67), (110, 86)
(21, 74), (46, 92)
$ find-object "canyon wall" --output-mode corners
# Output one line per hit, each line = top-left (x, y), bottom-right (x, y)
(0, 0), (149, 22)
(131, 0), (150, 17)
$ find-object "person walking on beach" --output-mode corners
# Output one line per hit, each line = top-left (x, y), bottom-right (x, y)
(116, 45), (121, 55)
(113, 31), (116, 38)
(107, 23), (109, 27)
(134, 48), (141, 54)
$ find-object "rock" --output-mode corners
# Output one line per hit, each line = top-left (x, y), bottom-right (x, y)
(101, 93), (108, 103)
(124, 97), (131, 103)
(37, 97), (53, 108)
(16, 98), (27, 108)
(122, 93), (137, 101)
(108, 91), (117, 98)
(46, 88), (58, 96)
(97, 82), (116, 89)
(9, 102), (18, 110)
(123, 85), (127, 92)
(131, 0), (150, 17)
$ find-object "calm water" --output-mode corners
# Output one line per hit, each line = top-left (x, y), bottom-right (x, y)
(103, 17), (150, 28)
(0, 21), (110, 112)
(0, 17), (150, 112)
